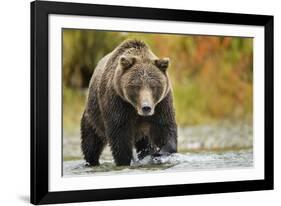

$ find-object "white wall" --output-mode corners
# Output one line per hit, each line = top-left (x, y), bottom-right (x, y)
(0, 0), (279, 205)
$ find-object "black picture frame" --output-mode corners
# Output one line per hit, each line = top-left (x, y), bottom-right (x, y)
(31, 0), (274, 204)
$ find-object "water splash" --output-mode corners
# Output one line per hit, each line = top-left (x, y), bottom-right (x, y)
(63, 149), (253, 177)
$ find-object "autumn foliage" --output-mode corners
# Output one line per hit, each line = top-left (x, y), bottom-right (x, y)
(63, 29), (253, 127)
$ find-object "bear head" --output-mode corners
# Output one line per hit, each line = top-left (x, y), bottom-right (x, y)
(114, 54), (170, 116)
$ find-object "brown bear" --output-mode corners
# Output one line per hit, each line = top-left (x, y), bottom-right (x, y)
(81, 39), (177, 166)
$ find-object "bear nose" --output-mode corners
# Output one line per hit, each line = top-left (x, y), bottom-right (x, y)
(142, 106), (152, 114)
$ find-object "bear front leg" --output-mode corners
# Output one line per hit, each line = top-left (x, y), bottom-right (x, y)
(81, 113), (106, 166)
(151, 124), (177, 157)
(135, 137), (157, 159)
(151, 91), (178, 157)
(102, 94), (136, 166)
(106, 123), (134, 166)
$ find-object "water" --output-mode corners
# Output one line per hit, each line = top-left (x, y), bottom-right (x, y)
(63, 122), (253, 176)
(63, 150), (253, 176)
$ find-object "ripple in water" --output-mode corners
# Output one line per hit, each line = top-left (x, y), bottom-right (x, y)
(63, 149), (253, 177)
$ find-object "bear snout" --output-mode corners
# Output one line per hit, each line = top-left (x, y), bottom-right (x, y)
(137, 101), (154, 116)
(136, 88), (155, 116)
(142, 105), (151, 114)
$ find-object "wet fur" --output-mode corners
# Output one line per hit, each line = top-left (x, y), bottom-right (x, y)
(81, 40), (177, 166)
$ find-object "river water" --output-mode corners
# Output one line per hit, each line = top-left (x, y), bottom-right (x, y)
(63, 122), (253, 176)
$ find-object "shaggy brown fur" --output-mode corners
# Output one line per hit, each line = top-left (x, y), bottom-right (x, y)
(81, 40), (177, 166)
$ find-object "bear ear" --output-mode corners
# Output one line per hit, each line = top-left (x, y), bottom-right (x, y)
(154, 58), (170, 72)
(119, 56), (136, 70)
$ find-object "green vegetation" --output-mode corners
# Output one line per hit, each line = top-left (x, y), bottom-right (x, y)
(63, 87), (86, 134)
(63, 29), (253, 133)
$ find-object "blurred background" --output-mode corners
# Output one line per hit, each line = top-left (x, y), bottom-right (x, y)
(63, 29), (253, 164)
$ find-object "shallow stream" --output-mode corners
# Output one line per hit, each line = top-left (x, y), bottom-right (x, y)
(63, 122), (253, 176)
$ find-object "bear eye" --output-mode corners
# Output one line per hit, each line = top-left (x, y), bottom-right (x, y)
(129, 85), (141, 90)
(151, 85), (159, 91)
(149, 81), (161, 89)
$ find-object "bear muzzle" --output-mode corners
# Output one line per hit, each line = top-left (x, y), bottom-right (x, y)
(137, 101), (155, 116)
